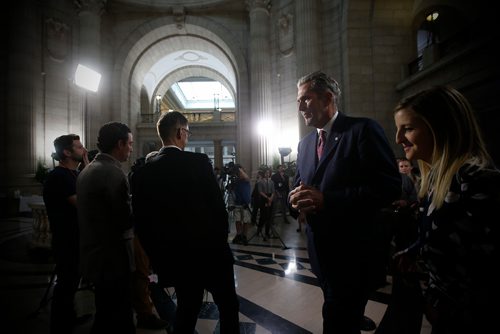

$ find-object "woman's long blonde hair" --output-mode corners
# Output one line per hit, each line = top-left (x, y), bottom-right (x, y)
(395, 86), (493, 209)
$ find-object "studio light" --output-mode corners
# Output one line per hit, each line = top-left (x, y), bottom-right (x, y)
(75, 64), (102, 92)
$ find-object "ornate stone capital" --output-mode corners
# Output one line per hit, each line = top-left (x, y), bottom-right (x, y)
(74, 0), (107, 15)
(173, 6), (186, 30)
(246, 0), (271, 13)
(45, 18), (70, 62)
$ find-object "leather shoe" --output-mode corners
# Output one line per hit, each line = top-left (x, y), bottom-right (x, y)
(360, 315), (376, 331)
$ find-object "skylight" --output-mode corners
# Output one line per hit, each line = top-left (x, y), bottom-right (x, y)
(172, 80), (235, 110)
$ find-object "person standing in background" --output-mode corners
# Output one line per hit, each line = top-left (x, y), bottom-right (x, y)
(271, 164), (290, 224)
(256, 169), (275, 241)
(393, 85), (500, 333)
(77, 122), (136, 334)
(230, 164), (252, 245)
(43, 134), (88, 334)
(289, 71), (401, 333)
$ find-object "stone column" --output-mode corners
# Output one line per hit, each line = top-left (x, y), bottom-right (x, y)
(247, 0), (272, 170)
(4, 1), (37, 195)
(295, 0), (321, 139)
(213, 139), (223, 169)
(75, 0), (106, 149)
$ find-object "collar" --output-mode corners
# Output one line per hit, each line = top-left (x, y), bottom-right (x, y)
(160, 145), (182, 152)
(317, 111), (338, 138)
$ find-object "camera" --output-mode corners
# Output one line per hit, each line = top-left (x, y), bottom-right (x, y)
(222, 162), (241, 190)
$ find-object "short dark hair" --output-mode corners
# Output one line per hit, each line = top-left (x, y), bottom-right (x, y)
(96, 122), (131, 154)
(157, 111), (188, 142)
(53, 134), (80, 161)
(297, 71), (341, 100)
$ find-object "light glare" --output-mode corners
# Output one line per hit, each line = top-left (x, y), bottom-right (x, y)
(75, 64), (101, 92)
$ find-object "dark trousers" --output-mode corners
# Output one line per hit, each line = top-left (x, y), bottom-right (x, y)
(321, 278), (370, 334)
(375, 271), (423, 334)
(257, 199), (273, 236)
(271, 191), (289, 223)
(92, 274), (135, 334)
(307, 225), (372, 334)
(172, 253), (240, 334)
(50, 260), (81, 334)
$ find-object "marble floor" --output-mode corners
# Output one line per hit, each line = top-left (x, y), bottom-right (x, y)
(0, 213), (431, 334)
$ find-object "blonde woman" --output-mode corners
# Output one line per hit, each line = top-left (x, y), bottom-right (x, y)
(393, 86), (500, 333)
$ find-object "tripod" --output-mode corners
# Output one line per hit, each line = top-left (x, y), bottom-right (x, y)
(28, 268), (95, 319)
(27, 269), (57, 318)
(247, 208), (289, 250)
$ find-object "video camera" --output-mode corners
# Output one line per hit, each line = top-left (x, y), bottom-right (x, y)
(222, 162), (241, 190)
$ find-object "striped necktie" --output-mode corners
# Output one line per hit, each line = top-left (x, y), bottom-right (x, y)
(317, 130), (326, 159)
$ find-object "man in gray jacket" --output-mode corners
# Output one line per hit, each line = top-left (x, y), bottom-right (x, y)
(77, 122), (135, 334)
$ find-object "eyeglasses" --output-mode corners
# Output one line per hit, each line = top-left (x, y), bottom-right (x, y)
(179, 127), (192, 137)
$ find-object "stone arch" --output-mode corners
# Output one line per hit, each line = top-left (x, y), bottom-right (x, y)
(153, 65), (236, 107)
(111, 15), (250, 166)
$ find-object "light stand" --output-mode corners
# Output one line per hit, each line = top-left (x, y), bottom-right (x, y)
(278, 147), (292, 165)
(74, 64), (101, 147)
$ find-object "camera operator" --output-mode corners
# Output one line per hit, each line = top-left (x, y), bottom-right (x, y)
(227, 164), (252, 245)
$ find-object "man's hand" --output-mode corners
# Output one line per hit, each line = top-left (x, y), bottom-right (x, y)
(81, 149), (90, 169)
(289, 182), (324, 213)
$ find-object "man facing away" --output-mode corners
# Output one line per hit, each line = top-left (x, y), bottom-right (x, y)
(229, 164), (252, 245)
(289, 71), (401, 333)
(77, 122), (136, 334)
(130, 111), (240, 334)
(43, 134), (88, 334)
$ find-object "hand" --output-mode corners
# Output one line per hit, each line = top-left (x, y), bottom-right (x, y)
(80, 149), (90, 169)
(289, 182), (324, 214)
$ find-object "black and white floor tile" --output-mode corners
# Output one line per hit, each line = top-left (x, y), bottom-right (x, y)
(0, 214), (431, 333)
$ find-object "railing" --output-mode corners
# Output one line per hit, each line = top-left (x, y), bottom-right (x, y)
(406, 29), (474, 76)
(28, 202), (51, 249)
(141, 111), (235, 124)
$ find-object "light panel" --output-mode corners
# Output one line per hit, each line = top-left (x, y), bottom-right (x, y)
(75, 64), (101, 92)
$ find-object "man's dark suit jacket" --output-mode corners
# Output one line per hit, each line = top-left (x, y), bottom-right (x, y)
(130, 146), (233, 286)
(293, 112), (401, 290)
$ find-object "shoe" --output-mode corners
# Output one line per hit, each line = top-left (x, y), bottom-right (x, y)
(137, 314), (169, 330)
(296, 228), (301, 232)
(241, 235), (248, 245)
(360, 315), (376, 331)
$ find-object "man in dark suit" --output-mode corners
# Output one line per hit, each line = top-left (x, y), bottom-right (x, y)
(289, 71), (401, 333)
(130, 111), (240, 334)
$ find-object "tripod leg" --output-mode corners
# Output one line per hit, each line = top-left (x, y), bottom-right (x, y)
(270, 224), (289, 250)
(28, 269), (57, 318)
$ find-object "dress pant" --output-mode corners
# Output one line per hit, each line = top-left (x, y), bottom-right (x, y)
(172, 248), (240, 334)
(91, 274), (135, 334)
(321, 278), (371, 334)
(50, 257), (80, 334)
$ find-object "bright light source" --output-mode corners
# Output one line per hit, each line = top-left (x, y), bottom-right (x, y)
(75, 64), (101, 92)
(257, 120), (273, 137)
(426, 11), (439, 22)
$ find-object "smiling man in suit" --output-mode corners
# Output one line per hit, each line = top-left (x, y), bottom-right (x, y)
(289, 71), (401, 333)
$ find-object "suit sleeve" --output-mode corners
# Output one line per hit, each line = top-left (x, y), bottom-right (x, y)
(322, 119), (401, 213)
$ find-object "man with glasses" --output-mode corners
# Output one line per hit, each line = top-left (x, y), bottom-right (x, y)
(130, 111), (240, 334)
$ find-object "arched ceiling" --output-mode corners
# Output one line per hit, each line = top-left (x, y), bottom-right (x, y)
(114, 0), (240, 10)
(141, 35), (236, 100)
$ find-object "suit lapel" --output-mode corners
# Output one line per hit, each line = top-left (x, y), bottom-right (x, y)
(312, 113), (346, 184)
